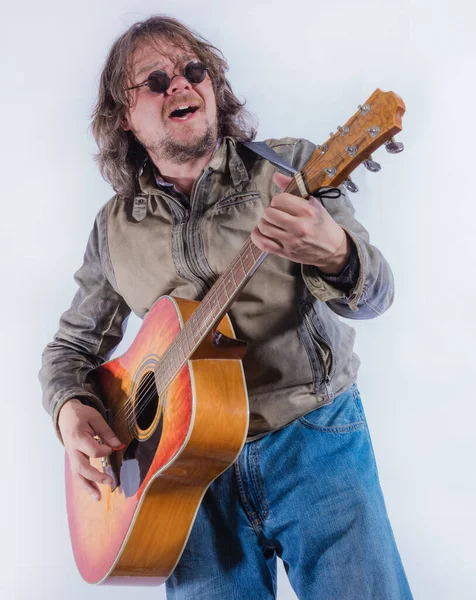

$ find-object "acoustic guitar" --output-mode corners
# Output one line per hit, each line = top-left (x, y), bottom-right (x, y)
(65, 88), (405, 585)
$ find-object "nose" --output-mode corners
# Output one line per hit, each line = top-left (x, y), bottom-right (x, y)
(166, 74), (192, 95)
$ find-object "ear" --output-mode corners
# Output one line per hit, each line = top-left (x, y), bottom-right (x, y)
(120, 115), (131, 131)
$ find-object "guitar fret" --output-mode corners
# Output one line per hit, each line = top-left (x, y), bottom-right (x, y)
(244, 245), (254, 270)
(183, 323), (192, 352)
(190, 314), (201, 343)
(178, 338), (186, 362)
(230, 265), (238, 287)
(217, 282), (227, 306)
(160, 354), (167, 383)
(163, 352), (171, 385)
(250, 242), (261, 261)
(237, 252), (248, 278)
(202, 296), (215, 327)
(198, 306), (210, 334)
(222, 277), (230, 299)
(225, 273), (234, 298)
(167, 352), (175, 382)
(210, 288), (221, 320)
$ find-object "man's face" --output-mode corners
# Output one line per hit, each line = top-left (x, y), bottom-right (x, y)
(122, 38), (218, 165)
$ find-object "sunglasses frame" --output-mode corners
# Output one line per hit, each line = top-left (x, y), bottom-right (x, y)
(126, 60), (208, 94)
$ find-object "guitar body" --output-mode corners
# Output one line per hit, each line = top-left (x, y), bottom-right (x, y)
(65, 295), (249, 585)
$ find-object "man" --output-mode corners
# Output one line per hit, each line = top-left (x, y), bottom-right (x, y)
(40, 15), (413, 599)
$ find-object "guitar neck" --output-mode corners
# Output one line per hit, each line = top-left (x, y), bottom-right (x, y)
(182, 238), (268, 349)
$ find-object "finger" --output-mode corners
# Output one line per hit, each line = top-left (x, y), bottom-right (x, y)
(262, 206), (296, 230)
(273, 172), (293, 191)
(251, 226), (286, 255)
(88, 412), (124, 449)
(70, 449), (114, 486)
(72, 427), (115, 459)
(269, 193), (315, 217)
(257, 219), (290, 243)
(76, 472), (102, 501)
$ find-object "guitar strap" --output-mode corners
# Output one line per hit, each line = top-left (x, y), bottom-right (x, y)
(240, 141), (342, 202)
(240, 141), (298, 175)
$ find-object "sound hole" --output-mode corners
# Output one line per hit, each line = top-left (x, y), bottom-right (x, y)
(134, 371), (159, 431)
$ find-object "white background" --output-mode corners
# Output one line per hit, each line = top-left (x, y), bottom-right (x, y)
(1, 0), (475, 598)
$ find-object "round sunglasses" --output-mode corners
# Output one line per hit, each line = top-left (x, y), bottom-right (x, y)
(126, 61), (208, 94)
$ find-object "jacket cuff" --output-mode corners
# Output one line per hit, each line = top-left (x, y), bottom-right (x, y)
(301, 227), (365, 311)
(310, 234), (359, 294)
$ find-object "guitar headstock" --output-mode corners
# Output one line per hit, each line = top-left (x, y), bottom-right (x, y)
(289, 89), (405, 196)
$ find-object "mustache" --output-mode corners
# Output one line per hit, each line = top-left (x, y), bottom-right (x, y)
(163, 95), (204, 117)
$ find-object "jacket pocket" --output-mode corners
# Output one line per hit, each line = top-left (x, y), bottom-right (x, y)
(212, 191), (261, 212)
(297, 300), (335, 399)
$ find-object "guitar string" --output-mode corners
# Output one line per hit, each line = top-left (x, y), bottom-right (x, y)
(112, 130), (373, 430)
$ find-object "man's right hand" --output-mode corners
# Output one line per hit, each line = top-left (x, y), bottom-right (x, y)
(58, 398), (125, 501)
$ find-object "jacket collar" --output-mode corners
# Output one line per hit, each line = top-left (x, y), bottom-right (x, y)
(137, 136), (250, 195)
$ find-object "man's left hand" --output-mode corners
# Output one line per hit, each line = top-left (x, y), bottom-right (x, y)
(250, 173), (352, 275)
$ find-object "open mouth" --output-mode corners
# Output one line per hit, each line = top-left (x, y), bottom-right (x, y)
(168, 105), (199, 120)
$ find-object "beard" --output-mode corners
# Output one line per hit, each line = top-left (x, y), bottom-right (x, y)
(143, 119), (218, 165)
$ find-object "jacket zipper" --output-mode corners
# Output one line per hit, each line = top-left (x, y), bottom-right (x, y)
(155, 191), (210, 294)
(303, 311), (335, 401)
(183, 167), (222, 292)
(158, 169), (216, 297)
(190, 166), (211, 203)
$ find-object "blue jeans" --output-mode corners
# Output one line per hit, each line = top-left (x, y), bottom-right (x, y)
(166, 383), (413, 599)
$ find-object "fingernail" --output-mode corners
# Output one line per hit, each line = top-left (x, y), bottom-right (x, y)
(112, 443), (126, 451)
(90, 492), (99, 501)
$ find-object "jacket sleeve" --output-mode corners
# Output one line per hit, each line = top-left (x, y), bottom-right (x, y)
(39, 203), (131, 443)
(292, 138), (395, 320)
(313, 236), (360, 295)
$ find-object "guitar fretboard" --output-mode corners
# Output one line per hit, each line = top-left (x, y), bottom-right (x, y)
(155, 238), (266, 394)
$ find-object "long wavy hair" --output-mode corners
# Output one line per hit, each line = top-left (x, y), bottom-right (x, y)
(91, 15), (257, 199)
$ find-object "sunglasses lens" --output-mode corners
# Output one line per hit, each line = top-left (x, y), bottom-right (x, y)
(144, 62), (206, 94)
(184, 61), (207, 84)
(147, 71), (170, 93)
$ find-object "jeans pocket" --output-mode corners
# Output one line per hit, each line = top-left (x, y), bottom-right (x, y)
(298, 383), (365, 433)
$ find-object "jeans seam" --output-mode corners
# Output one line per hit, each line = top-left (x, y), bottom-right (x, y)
(234, 457), (265, 536)
(250, 444), (269, 521)
(298, 419), (365, 433)
(351, 383), (366, 422)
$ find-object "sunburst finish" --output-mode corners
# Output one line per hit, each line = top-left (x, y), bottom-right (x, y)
(65, 295), (249, 585)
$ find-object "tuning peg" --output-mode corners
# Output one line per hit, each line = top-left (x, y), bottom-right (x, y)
(363, 156), (381, 172)
(385, 137), (404, 154)
(358, 103), (370, 115)
(343, 177), (359, 193)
